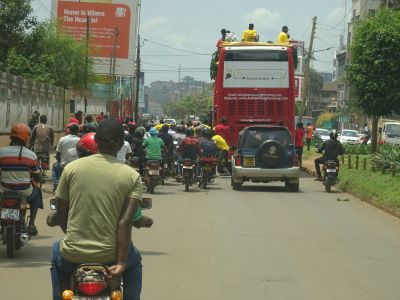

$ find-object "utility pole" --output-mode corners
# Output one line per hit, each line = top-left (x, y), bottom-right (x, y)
(84, 16), (89, 115)
(109, 28), (119, 116)
(178, 64), (182, 100)
(299, 16), (317, 122)
(134, 34), (141, 123)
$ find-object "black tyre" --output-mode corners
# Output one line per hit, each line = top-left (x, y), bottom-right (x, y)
(325, 178), (332, 193)
(285, 181), (300, 192)
(6, 226), (15, 258)
(256, 140), (285, 169)
(184, 176), (190, 192)
(231, 177), (242, 191)
(149, 178), (155, 194)
(201, 175), (207, 189)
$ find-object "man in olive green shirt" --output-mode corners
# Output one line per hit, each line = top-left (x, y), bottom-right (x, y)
(51, 119), (143, 300)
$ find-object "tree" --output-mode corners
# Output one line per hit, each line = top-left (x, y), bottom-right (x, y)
(0, 0), (37, 68)
(347, 9), (400, 152)
(164, 92), (212, 120)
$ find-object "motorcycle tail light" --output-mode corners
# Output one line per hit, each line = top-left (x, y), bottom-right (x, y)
(149, 163), (159, 169)
(3, 199), (18, 207)
(234, 156), (241, 166)
(62, 290), (74, 300)
(111, 290), (123, 300)
(77, 282), (107, 296)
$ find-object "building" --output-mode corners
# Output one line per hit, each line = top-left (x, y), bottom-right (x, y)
(311, 82), (338, 118)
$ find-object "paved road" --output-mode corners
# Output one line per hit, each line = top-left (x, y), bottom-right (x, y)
(1, 173), (400, 299)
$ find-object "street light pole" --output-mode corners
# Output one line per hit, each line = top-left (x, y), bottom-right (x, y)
(134, 0), (142, 123)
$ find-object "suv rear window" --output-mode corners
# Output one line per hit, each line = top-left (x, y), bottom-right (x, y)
(243, 127), (292, 149)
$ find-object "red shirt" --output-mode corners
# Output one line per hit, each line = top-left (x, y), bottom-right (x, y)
(213, 124), (230, 145)
(295, 128), (305, 147)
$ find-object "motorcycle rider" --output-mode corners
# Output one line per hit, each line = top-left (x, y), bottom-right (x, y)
(143, 128), (164, 161)
(314, 130), (345, 181)
(56, 123), (80, 173)
(131, 126), (147, 176)
(200, 129), (217, 157)
(158, 124), (174, 170)
(51, 119), (144, 300)
(0, 123), (43, 236)
(177, 128), (201, 178)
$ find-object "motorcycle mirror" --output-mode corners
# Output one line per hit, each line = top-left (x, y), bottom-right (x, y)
(50, 198), (57, 210)
(141, 198), (152, 210)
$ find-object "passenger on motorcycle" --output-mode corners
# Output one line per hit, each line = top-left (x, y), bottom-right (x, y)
(314, 130), (345, 181)
(51, 119), (144, 300)
(131, 126), (147, 175)
(158, 124), (174, 159)
(177, 128), (201, 178)
(0, 123), (43, 236)
(200, 129), (218, 157)
(212, 131), (230, 175)
(143, 128), (164, 161)
(56, 123), (80, 172)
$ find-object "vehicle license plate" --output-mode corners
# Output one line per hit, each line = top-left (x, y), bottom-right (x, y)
(0, 209), (19, 221)
(182, 166), (192, 169)
(243, 157), (255, 167)
(164, 163), (169, 168)
(149, 170), (159, 175)
(327, 169), (336, 173)
(73, 297), (111, 300)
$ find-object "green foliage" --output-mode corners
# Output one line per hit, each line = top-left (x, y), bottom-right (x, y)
(371, 145), (400, 173)
(164, 92), (212, 120)
(316, 112), (336, 127)
(347, 9), (400, 117)
(343, 144), (371, 155)
(0, 0), (94, 89)
(0, 0), (38, 65)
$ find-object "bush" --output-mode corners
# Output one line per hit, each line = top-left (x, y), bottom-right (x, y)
(343, 144), (371, 155)
(371, 145), (400, 174)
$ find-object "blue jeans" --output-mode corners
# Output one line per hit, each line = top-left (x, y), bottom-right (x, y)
(50, 240), (142, 300)
(26, 187), (43, 209)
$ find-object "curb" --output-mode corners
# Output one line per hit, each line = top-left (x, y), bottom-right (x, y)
(302, 162), (400, 220)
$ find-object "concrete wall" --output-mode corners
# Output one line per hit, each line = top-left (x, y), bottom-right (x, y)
(0, 131), (66, 149)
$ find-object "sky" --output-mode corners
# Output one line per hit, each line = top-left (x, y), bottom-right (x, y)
(32, 0), (350, 85)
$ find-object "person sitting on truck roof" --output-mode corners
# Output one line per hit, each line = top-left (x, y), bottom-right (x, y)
(216, 28), (227, 48)
(277, 26), (290, 44)
(242, 23), (258, 42)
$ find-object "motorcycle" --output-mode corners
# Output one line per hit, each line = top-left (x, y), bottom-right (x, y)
(49, 198), (153, 300)
(0, 191), (31, 258)
(144, 160), (161, 194)
(182, 158), (196, 192)
(130, 156), (142, 174)
(322, 160), (339, 193)
(199, 156), (217, 189)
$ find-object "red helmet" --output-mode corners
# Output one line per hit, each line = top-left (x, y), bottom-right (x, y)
(76, 133), (98, 157)
(10, 123), (30, 145)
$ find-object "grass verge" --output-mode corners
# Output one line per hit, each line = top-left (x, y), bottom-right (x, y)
(338, 164), (400, 213)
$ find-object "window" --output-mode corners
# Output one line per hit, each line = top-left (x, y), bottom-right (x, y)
(225, 50), (288, 62)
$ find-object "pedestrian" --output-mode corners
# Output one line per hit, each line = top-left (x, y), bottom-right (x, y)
(96, 112), (105, 123)
(30, 115), (54, 175)
(28, 110), (40, 131)
(295, 122), (305, 168)
(242, 23), (258, 42)
(306, 123), (314, 151)
(277, 26), (290, 44)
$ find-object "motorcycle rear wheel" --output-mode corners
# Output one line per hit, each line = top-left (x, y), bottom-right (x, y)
(201, 175), (207, 189)
(184, 176), (190, 192)
(325, 178), (332, 193)
(6, 227), (15, 258)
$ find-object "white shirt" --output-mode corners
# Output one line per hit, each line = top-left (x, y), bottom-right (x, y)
(117, 141), (132, 163)
(56, 134), (80, 166)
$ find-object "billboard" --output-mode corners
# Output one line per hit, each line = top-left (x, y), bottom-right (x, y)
(52, 0), (138, 76)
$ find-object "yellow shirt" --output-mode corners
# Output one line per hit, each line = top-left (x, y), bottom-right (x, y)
(212, 135), (229, 151)
(56, 154), (143, 263)
(277, 32), (289, 44)
(154, 123), (164, 131)
(242, 29), (257, 42)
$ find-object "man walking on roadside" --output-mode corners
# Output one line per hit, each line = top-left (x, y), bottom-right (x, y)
(30, 115), (54, 175)
(306, 123), (314, 151)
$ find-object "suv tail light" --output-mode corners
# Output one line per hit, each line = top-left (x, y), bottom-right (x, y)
(2, 199), (18, 208)
(234, 155), (241, 166)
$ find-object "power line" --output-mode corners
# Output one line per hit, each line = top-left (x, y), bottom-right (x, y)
(143, 38), (209, 55)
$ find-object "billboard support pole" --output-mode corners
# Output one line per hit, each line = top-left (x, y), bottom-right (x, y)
(110, 27), (119, 117)
(134, 34), (141, 123)
(84, 15), (89, 115)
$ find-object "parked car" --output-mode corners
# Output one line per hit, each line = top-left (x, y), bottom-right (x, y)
(231, 126), (300, 192)
(339, 129), (361, 144)
(316, 128), (330, 142)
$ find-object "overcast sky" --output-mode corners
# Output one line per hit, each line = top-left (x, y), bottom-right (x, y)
(32, 0), (350, 85)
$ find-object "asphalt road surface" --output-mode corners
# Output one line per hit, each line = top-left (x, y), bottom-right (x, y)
(1, 172), (400, 299)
